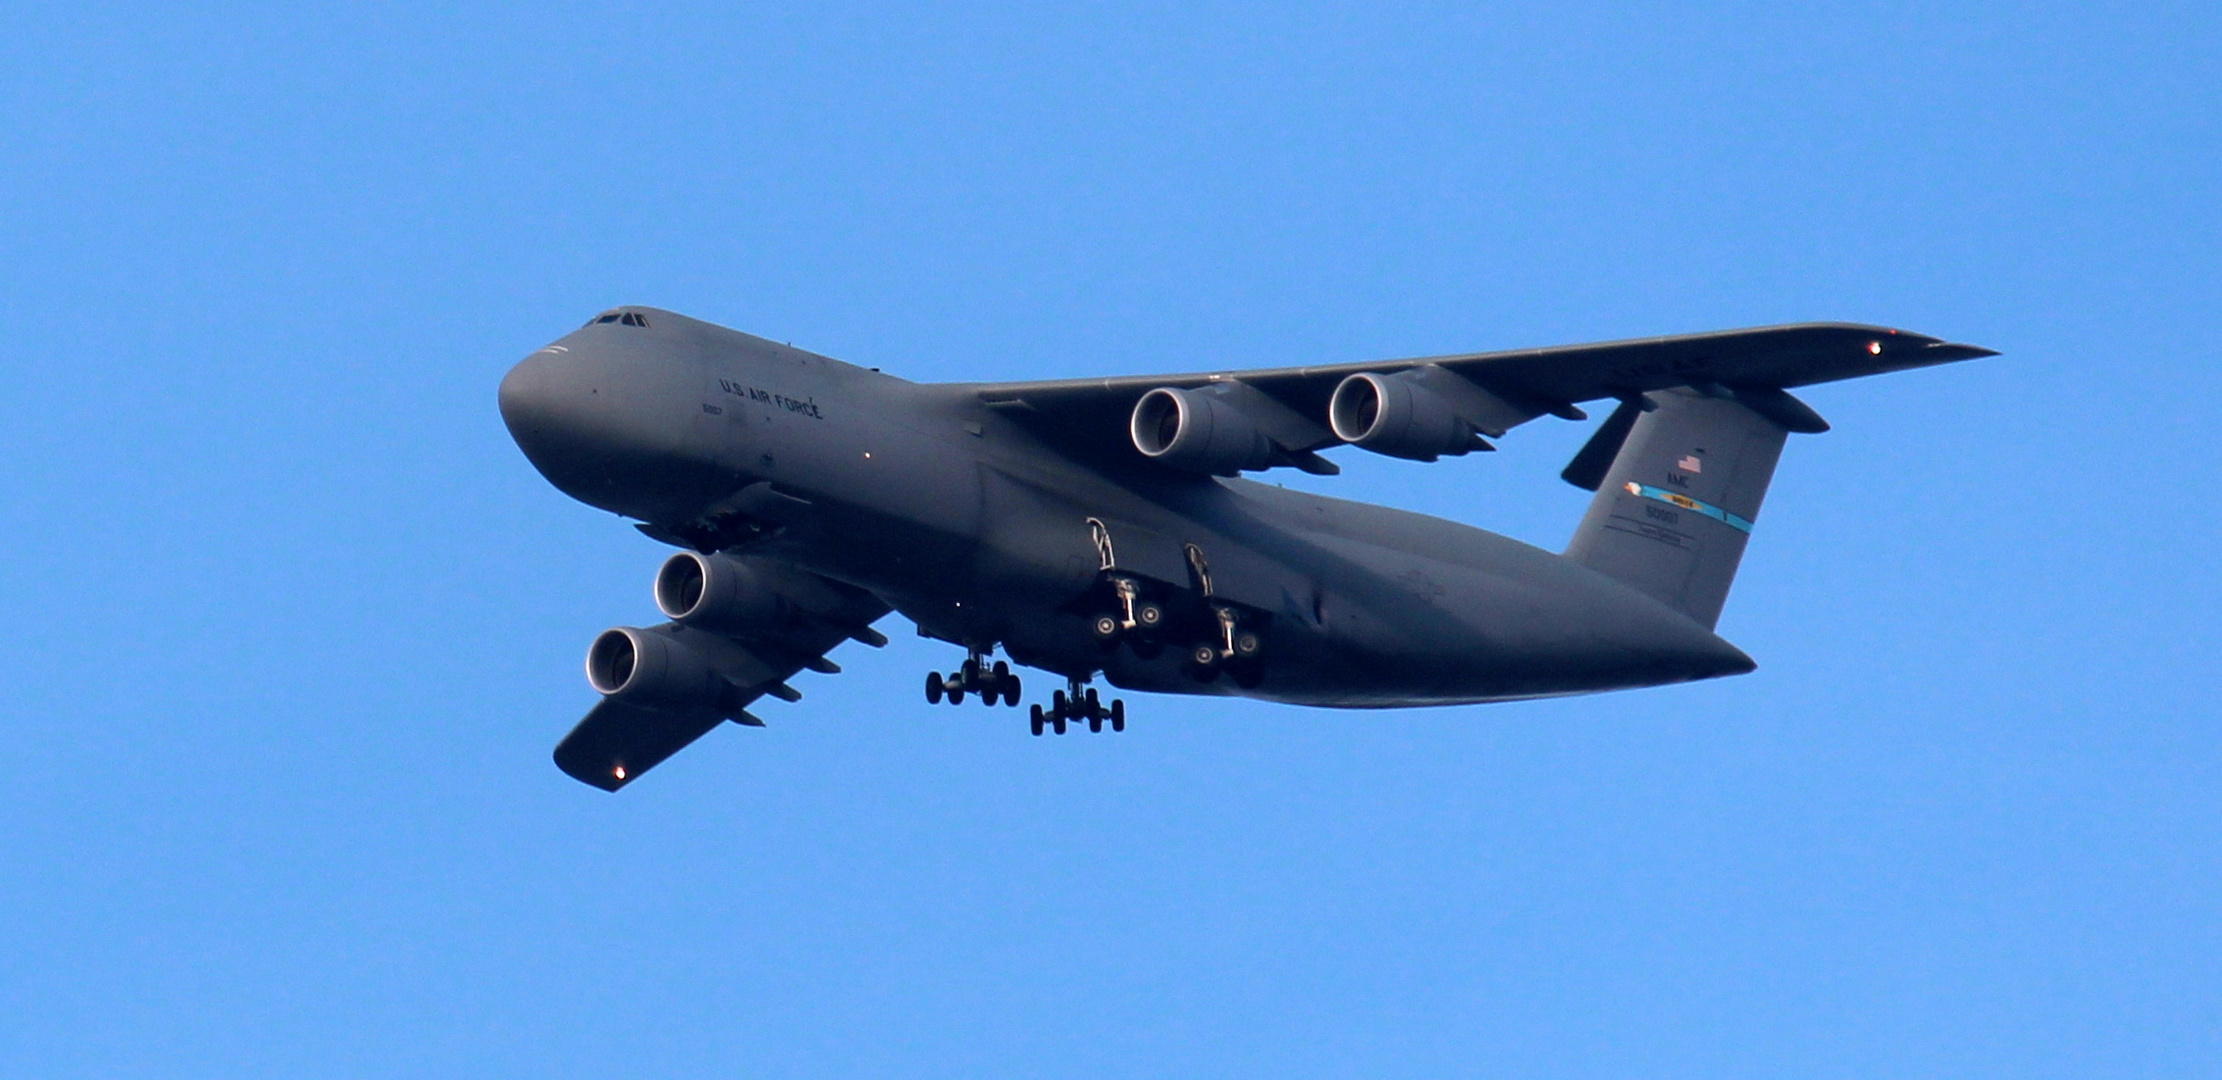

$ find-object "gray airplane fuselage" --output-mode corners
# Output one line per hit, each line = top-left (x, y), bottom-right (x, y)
(501, 310), (1753, 707)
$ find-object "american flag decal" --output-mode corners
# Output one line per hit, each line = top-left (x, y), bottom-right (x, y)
(1676, 455), (1702, 473)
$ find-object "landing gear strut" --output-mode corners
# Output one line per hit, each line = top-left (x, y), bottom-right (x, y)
(1030, 678), (1125, 736)
(1090, 574), (1165, 646)
(1181, 603), (1265, 684)
(926, 649), (1021, 707)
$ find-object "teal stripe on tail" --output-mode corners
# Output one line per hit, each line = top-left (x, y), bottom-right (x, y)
(1564, 388), (1789, 629)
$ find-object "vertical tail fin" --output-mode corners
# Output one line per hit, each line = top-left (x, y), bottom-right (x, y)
(1564, 388), (1790, 629)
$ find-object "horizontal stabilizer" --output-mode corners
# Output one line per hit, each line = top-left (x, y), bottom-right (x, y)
(1561, 398), (1647, 491)
(1708, 384), (1829, 434)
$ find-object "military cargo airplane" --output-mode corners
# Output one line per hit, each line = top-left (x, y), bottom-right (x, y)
(499, 307), (1993, 790)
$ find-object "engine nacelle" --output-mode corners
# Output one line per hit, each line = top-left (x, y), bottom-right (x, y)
(584, 625), (732, 711)
(1129, 387), (1275, 475)
(1328, 371), (1483, 462)
(654, 551), (787, 635)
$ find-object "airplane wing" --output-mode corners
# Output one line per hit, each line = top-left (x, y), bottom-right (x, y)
(969, 322), (1996, 470)
(552, 570), (891, 792)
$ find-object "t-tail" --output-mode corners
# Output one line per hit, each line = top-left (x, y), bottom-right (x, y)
(1556, 331), (1997, 630)
(1562, 386), (1808, 630)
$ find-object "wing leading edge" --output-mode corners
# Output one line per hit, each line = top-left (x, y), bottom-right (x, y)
(971, 322), (1995, 468)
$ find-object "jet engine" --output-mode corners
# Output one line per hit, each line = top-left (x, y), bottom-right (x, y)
(654, 551), (787, 635)
(1129, 387), (1275, 475)
(585, 625), (734, 711)
(1328, 371), (1488, 462)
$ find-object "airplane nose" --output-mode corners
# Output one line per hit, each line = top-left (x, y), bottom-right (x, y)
(498, 350), (565, 444)
(498, 349), (590, 473)
(498, 344), (734, 520)
(499, 347), (641, 506)
(497, 353), (545, 432)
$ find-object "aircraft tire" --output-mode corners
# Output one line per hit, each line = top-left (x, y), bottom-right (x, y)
(1110, 700), (1125, 732)
(1002, 678), (1021, 707)
(1030, 705), (1045, 736)
(1187, 644), (1220, 675)
(926, 673), (943, 704)
(1135, 602), (1164, 629)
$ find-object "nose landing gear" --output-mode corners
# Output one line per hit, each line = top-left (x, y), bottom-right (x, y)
(926, 650), (1022, 707)
(1029, 678), (1125, 736)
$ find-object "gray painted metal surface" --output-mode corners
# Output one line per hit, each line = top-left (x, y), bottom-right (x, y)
(500, 306), (1994, 790)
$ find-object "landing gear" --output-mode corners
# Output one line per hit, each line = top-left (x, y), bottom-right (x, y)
(927, 649), (1021, 707)
(1030, 678), (1125, 735)
(1180, 603), (1266, 683)
(1091, 575), (1165, 650)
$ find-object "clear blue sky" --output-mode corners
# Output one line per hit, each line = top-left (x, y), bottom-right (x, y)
(2, 3), (2216, 1076)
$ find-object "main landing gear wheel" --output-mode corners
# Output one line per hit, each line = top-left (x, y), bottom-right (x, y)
(1185, 642), (1223, 682)
(1091, 577), (1167, 651)
(928, 650), (1021, 708)
(1031, 679), (1126, 736)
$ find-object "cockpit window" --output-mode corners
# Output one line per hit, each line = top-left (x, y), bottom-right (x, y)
(596, 314), (621, 324)
(584, 311), (651, 328)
